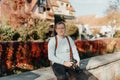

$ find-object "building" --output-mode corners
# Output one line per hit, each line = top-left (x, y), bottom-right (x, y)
(25, 0), (54, 23)
(0, 0), (75, 28)
(28, 0), (75, 23)
(51, 0), (75, 19)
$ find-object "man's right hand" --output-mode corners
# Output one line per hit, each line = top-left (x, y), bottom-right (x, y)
(63, 61), (73, 67)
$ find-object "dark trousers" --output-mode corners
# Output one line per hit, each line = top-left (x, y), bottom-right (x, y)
(52, 63), (83, 80)
(52, 63), (98, 80)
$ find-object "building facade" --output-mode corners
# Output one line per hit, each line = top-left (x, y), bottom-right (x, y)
(49, 0), (75, 20)
(28, 0), (75, 23)
(0, 0), (75, 28)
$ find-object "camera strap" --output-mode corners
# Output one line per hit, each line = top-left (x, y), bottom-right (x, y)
(54, 36), (58, 56)
(66, 36), (73, 60)
(54, 36), (73, 60)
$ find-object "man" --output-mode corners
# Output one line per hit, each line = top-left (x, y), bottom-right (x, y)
(48, 21), (81, 80)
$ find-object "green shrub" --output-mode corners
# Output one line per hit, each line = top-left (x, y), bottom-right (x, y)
(0, 23), (15, 41)
(35, 20), (50, 40)
(0, 19), (80, 41)
(65, 21), (79, 40)
(0, 19), (50, 41)
(114, 30), (120, 38)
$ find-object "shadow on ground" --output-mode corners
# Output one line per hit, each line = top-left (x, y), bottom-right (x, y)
(0, 71), (40, 80)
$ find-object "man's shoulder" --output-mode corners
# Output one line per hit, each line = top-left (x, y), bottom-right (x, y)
(50, 36), (55, 40)
(48, 36), (56, 42)
(66, 36), (72, 40)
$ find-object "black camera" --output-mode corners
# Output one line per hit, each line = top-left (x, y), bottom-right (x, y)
(70, 59), (82, 73)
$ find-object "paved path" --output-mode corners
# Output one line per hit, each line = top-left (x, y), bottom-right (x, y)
(0, 67), (56, 80)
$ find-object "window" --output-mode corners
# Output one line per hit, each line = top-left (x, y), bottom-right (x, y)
(43, 0), (46, 5)
(37, 0), (46, 12)
(39, 0), (44, 4)
(38, 0), (46, 6)
(61, 2), (64, 6)
(66, 4), (69, 7)
(39, 6), (44, 13)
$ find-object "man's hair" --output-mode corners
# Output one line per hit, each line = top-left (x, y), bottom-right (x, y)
(55, 21), (65, 29)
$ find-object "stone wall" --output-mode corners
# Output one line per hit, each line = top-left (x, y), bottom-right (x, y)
(1, 52), (120, 80)
(31, 52), (120, 80)
(81, 52), (120, 80)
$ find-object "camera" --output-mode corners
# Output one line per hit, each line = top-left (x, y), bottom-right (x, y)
(70, 59), (82, 73)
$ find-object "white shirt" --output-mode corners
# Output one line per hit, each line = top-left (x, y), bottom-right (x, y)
(48, 35), (80, 65)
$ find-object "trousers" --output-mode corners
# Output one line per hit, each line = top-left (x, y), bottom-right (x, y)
(52, 63), (82, 80)
(52, 63), (98, 80)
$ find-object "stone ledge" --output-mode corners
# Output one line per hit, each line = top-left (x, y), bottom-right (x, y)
(80, 52), (120, 70)
(1, 52), (120, 80)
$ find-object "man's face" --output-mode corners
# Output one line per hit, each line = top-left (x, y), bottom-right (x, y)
(56, 24), (66, 36)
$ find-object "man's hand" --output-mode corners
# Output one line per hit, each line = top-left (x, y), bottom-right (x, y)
(76, 62), (80, 66)
(63, 61), (73, 67)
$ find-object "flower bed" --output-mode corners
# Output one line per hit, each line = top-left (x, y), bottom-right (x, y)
(75, 38), (120, 59)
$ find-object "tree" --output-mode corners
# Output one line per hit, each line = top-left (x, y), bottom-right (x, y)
(105, 0), (120, 26)
(106, 0), (120, 14)
(54, 14), (65, 24)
